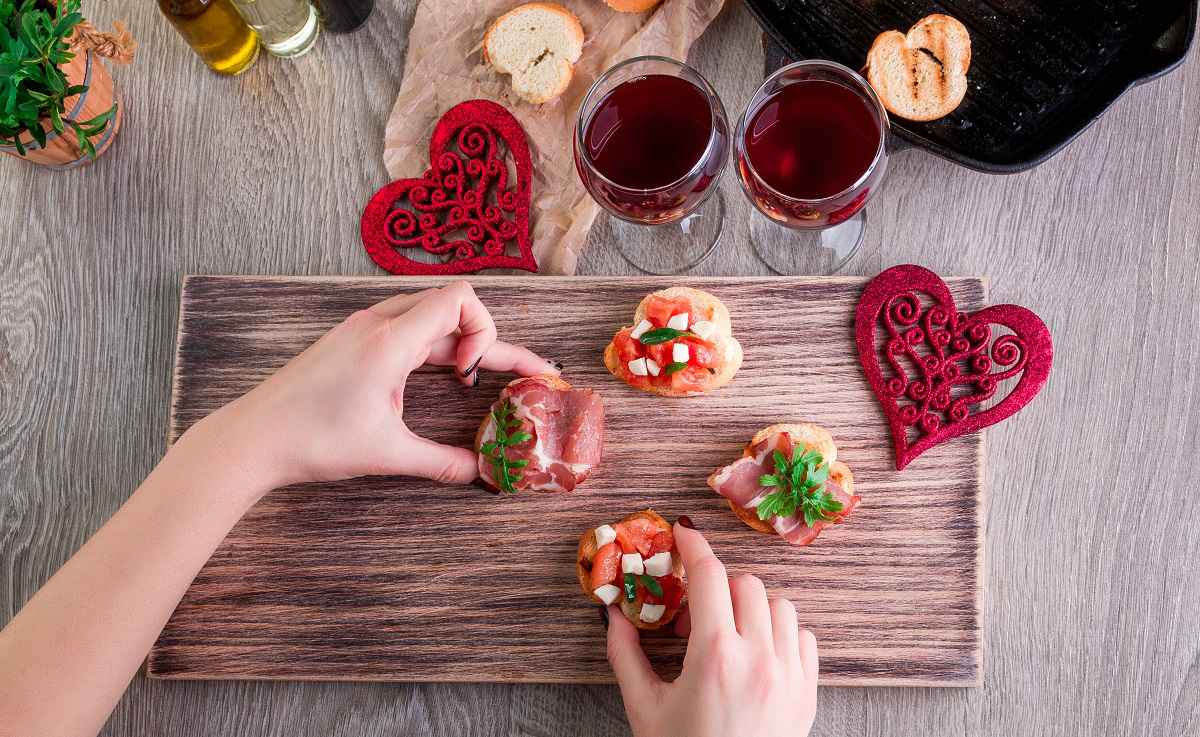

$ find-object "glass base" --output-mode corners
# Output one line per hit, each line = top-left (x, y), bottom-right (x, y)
(597, 192), (725, 275)
(750, 209), (865, 275)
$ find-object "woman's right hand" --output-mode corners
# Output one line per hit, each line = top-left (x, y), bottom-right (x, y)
(606, 522), (819, 737)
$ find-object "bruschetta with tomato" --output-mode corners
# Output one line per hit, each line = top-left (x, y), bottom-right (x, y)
(576, 510), (686, 630)
(708, 423), (859, 546)
(603, 287), (742, 397)
(476, 375), (604, 493)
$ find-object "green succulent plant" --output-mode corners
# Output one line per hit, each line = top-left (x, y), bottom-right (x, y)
(0, 0), (116, 158)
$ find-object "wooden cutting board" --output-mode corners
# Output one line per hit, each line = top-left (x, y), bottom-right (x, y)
(148, 276), (984, 687)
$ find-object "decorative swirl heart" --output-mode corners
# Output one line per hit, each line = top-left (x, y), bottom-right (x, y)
(360, 100), (537, 275)
(855, 265), (1053, 470)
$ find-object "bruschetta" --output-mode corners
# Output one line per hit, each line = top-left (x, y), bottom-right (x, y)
(603, 287), (742, 397)
(708, 423), (859, 546)
(476, 375), (604, 493)
(577, 510), (686, 629)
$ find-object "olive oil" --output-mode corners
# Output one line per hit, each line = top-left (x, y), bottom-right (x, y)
(159, 0), (260, 76)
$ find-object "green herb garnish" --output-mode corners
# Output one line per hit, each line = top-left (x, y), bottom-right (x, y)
(623, 572), (637, 601)
(638, 327), (693, 345)
(664, 361), (688, 375)
(478, 400), (531, 494)
(639, 574), (663, 598)
(755, 447), (843, 526)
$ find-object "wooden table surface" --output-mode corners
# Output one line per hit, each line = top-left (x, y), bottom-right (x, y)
(1, 2), (1197, 736)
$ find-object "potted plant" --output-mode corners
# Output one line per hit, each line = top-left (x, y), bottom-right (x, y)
(0, 0), (133, 168)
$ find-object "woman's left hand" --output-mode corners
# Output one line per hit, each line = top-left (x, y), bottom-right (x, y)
(186, 280), (555, 494)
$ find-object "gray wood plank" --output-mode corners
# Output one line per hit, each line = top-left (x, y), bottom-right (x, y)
(0, 0), (1197, 735)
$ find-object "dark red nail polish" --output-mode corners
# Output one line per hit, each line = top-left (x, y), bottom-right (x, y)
(677, 515), (695, 529)
(461, 356), (482, 377)
(599, 606), (610, 627)
(472, 372), (480, 387)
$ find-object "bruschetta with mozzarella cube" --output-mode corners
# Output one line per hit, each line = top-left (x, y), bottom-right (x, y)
(476, 375), (604, 493)
(708, 423), (859, 546)
(576, 510), (685, 630)
(603, 287), (742, 397)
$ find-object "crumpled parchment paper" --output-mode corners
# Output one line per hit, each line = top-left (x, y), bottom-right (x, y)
(383, 0), (726, 275)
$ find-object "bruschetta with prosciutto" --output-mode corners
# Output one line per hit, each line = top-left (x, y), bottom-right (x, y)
(603, 287), (742, 397)
(577, 510), (686, 630)
(708, 423), (859, 546)
(476, 375), (604, 493)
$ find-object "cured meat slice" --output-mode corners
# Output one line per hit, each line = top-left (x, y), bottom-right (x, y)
(477, 376), (604, 493)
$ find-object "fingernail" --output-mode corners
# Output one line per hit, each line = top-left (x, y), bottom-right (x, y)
(599, 606), (610, 627)
(677, 515), (695, 529)
(461, 356), (482, 377)
(472, 372), (480, 387)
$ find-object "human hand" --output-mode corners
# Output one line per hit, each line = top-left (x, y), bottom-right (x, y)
(606, 523), (819, 737)
(184, 281), (554, 493)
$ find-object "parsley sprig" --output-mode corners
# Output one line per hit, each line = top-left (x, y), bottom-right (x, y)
(755, 448), (843, 526)
(478, 400), (531, 494)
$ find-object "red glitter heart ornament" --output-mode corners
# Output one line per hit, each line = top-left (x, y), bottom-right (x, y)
(360, 100), (537, 275)
(855, 265), (1053, 470)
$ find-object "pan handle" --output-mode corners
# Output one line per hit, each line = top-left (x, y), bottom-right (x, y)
(760, 33), (914, 153)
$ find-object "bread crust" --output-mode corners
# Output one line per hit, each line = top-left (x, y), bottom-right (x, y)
(576, 509), (685, 630)
(866, 14), (971, 122)
(483, 2), (584, 105)
(714, 423), (855, 537)
(475, 374), (578, 494)
(604, 0), (662, 12)
(604, 287), (743, 398)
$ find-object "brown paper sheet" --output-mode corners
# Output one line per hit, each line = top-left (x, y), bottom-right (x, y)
(383, 0), (726, 275)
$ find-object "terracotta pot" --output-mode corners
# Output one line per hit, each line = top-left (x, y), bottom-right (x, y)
(0, 51), (122, 169)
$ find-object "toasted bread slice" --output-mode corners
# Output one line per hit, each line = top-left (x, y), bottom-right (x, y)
(866, 14), (971, 122)
(483, 2), (584, 105)
(576, 510), (685, 630)
(713, 423), (855, 537)
(604, 287), (743, 398)
(604, 0), (662, 12)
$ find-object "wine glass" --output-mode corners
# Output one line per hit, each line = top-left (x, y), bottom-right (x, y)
(734, 59), (890, 274)
(574, 56), (730, 275)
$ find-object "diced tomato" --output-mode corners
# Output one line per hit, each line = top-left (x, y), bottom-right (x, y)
(681, 335), (719, 367)
(614, 329), (641, 362)
(644, 574), (684, 608)
(670, 364), (710, 393)
(590, 543), (621, 589)
(648, 530), (674, 555)
(615, 517), (659, 556)
(644, 296), (693, 328)
(643, 342), (672, 369)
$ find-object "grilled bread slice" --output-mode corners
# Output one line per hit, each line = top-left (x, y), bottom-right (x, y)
(603, 287), (742, 398)
(604, 0), (662, 12)
(577, 510), (685, 630)
(866, 14), (971, 122)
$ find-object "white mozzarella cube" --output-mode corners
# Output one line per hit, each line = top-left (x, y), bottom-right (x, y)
(643, 552), (672, 577)
(593, 584), (621, 606)
(690, 320), (716, 340)
(667, 313), (689, 331)
(630, 319), (654, 340)
(639, 603), (667, 624)
(646, 358), (661, 376)
(594, 524), (617, 548)
(672, 343), (689, 364)
(627, 358), (649, 376)
(621, 553), (645, 575)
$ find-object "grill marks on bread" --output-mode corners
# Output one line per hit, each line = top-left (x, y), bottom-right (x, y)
(866, 14), (971, 122)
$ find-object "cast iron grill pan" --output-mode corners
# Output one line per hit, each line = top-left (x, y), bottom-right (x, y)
(746, 0), (1197, 172)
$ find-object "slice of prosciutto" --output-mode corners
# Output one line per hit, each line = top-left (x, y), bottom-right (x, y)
(708, 431), (859, 546)
(478, 376), (604, 493)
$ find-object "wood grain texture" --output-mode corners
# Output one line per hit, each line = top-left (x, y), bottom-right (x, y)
(149, 275), (984, 687)
(1, 0), (1198, 735)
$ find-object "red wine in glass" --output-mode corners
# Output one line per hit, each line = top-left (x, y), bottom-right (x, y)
(576, 72), (728, 224)
(736, 69), (887, 231)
